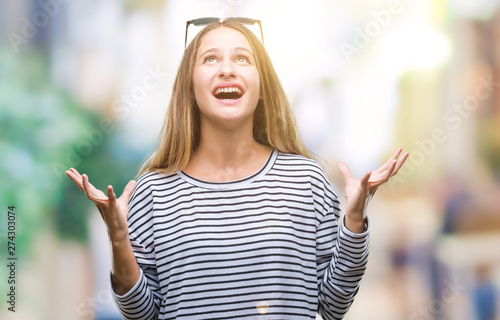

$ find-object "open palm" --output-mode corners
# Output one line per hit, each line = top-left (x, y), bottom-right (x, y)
(338, 148), (409, 221)
(65, 168), (136, 242)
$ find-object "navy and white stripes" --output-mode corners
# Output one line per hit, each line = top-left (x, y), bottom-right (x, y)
(113, 149), (369, 319)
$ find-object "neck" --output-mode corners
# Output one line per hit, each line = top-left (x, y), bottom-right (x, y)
(184, 116), (272, 181)
(196, 116), (262, 166)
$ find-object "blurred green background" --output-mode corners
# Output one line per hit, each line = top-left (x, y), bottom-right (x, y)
(1, 0), (500, 319)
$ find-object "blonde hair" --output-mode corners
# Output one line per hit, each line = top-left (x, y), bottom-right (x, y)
(138, 18), (310, 176)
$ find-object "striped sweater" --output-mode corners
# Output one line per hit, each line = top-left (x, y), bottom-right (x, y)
(112, 149), (369, 320)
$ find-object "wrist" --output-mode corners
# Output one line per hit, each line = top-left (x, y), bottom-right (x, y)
(109, 231), (130, 247)
(344, 213), (366, 233)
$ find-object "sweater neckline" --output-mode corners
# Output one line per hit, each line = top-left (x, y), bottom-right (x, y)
(176, 148), (278, 190)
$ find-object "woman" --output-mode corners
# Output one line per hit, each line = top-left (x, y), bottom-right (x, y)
(66, 18), (408, 319)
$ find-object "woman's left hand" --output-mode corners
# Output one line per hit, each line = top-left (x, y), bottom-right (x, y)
(337, 148), (409, 233)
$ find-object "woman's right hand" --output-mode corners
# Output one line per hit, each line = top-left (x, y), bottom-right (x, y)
(65, 168), (137, 243)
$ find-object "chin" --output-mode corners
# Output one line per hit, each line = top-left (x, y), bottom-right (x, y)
(203, 111), (254, 128)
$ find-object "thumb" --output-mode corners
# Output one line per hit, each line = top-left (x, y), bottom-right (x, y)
(360, 171), (372, 190)
(337, 162), (354, 181)
(118, 180), (137, 203)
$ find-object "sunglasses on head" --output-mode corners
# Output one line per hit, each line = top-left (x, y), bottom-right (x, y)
(184, 17), (264, 49)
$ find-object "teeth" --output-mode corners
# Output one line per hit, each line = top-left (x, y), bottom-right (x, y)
(214, 86), (242, 95)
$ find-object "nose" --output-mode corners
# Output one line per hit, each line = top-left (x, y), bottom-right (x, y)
(217, 59), (237, 78)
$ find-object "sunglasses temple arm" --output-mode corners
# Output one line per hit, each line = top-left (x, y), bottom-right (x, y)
(259, 24), (264, 44)
(185, 22), (190, 49)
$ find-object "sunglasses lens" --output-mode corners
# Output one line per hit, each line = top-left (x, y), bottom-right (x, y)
(191, 17), (219, 26)
(185, 17), (263, 48)
(233, 18), (257, 25)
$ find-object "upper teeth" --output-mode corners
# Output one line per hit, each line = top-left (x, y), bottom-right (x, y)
(214, 87), (242, 95)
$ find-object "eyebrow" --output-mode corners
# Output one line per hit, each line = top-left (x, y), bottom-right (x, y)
(198, 47), (255, 58)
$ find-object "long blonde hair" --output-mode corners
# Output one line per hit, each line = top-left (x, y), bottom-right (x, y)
(138, 18), (310, 176)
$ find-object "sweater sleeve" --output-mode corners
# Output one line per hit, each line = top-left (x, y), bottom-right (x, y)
(111, 172), (162, 319)
(315, 185), (370, 319)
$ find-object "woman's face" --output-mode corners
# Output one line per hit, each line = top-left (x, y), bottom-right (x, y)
(192, 27), (261, 129)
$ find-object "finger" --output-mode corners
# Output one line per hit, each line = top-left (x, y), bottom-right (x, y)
(118, 180), (137, 204)
(363, 171), (380, 195)
(370, 159), (397, 185)
(107, 185), (117, 207)
(69, 167), (83, 179)
(65, 169), (84, 192)
(68, 168), (84, 183)
(392, 147), (403, 159)
(81, 174), (91, 198)
(82, 174), (104, 201)
(379, 148), (403, 172)
(391, 152), (409, 176)
(386, 159), (398, 179)
(360, 171), (372, 190)
(337, 162), (354, 181)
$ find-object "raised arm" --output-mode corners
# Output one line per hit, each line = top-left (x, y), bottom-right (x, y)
(65, 168), (139, 294)
(317, 148), (408, 319)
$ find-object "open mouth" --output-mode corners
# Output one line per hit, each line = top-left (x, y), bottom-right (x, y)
(213, 86), (244, 101)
